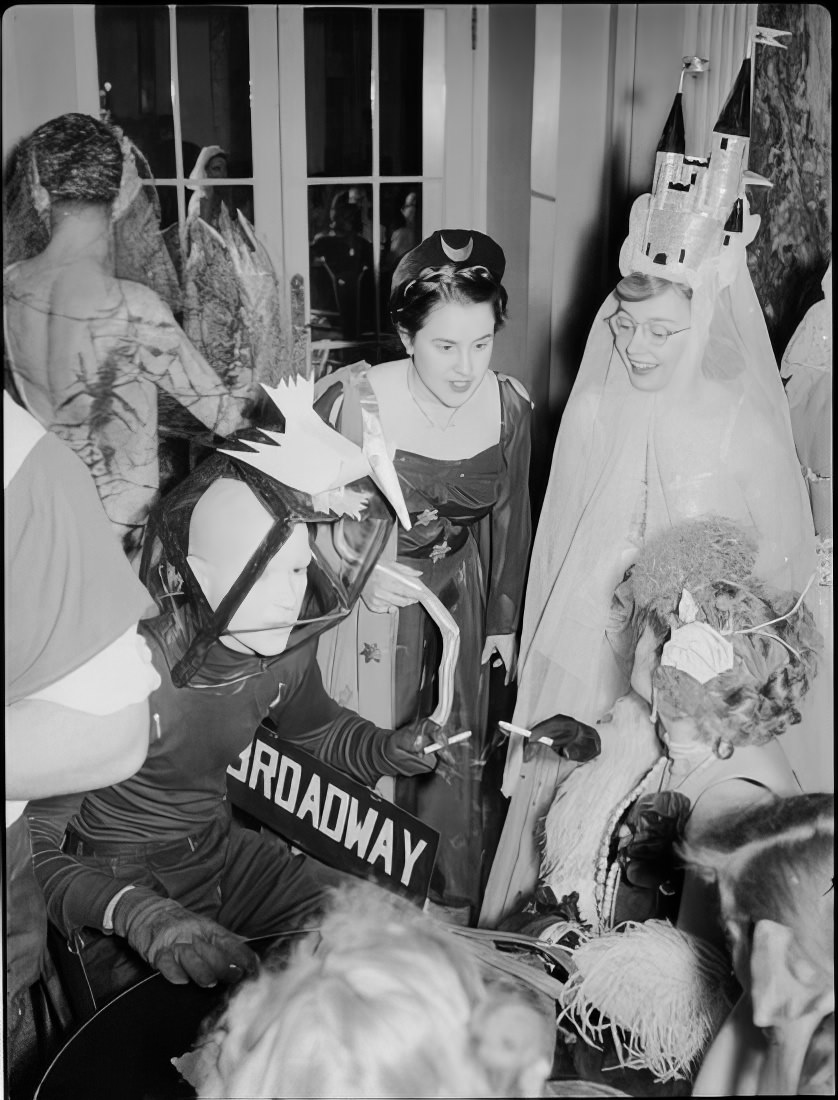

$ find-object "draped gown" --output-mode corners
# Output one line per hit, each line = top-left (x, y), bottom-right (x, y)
(316, 366), (532, 916)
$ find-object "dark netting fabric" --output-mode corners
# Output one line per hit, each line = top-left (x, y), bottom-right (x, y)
(140, 433), (395, 687)
(3, 123), (182, 314)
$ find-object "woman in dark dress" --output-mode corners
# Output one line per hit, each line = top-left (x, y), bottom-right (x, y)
(315, 230), (532, 922)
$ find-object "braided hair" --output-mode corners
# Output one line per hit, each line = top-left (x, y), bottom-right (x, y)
(390, 264), (508, 338)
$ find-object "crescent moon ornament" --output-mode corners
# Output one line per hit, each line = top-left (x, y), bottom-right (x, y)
(440, 235), (473, 263)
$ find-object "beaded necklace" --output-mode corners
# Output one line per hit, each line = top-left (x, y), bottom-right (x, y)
(593, 756), (668, 932)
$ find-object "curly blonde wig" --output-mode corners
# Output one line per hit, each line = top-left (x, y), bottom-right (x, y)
(653, 579), (821, 754)
(614, 516), (821, 755)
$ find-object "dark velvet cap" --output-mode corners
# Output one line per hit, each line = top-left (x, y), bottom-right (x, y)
(391, 229), (506, 294)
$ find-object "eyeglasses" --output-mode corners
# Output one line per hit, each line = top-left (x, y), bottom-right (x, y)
(605, 312), (691, 347)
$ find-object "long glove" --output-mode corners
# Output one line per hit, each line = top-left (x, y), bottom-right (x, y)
(379, 717), (447, 776)
(622, 790), (691, 889)
(113, 887), (259, 988)
(523, 714), (601, 763)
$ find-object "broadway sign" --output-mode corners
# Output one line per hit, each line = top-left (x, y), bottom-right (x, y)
(227, 725), (439, 903)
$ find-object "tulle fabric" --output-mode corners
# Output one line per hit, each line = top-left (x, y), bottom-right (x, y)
(480, 198), (818, 927)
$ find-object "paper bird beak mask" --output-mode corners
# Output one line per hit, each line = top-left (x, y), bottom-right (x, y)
(140, 376), (410, 687)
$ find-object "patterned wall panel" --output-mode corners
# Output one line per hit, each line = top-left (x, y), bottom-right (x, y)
(749, 4), (831, 361)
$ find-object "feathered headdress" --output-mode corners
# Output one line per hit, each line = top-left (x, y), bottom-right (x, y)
(619, 27), (790, 287)
(558, 921), (735, 1083)
(219, 375), (411, 529)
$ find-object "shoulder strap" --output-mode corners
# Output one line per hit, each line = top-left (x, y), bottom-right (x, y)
(496, 371), (532, 406)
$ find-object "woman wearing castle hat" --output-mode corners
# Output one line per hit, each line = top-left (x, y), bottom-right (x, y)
(480, 49), (819, 928)
(315, 229), (552, 922)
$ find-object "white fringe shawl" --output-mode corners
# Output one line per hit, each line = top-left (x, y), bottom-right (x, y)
(557, 920), (733, 1082)
(539, 692), (664, 926)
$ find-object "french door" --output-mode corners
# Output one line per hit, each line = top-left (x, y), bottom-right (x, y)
(277, 4), (485, 372)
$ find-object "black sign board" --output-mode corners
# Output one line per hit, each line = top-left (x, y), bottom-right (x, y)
(227, 725), (439, 903)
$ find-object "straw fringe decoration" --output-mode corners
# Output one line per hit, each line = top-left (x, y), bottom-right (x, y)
(557, 920), (732, 1083)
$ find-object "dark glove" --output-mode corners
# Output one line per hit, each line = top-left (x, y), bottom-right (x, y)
(113, 888), (259, 988)
(380, 717), (447, 776)
(522, 714), (601, 763)
(623, 790), (691, 889)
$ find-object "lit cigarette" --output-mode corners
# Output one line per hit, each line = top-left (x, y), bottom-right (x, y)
(498, 720), (553, 746)
(423, 730), (472, 755)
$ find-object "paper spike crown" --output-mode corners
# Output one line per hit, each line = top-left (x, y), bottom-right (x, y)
(620, 31), (788, 287)
(219, 377), (411, 529)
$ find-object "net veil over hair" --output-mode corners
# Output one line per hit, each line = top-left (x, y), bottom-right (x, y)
(510, 197), (817, 752)
(3, 128), (182, 314)
(482, 41), (820, 932)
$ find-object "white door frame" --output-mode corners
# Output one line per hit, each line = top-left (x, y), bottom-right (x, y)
(277, 3), (488, 371)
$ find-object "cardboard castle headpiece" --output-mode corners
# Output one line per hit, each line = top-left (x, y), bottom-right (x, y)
(621, 29), (788, 286)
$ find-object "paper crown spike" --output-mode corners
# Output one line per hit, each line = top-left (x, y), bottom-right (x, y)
(219, 378), (412, 527)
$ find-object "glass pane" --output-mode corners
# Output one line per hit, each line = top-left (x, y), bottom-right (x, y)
(380, 183), (422, 328)
(378, 9), (424, 176)
(176, 6), (253, 181)
(304, 8), (372, 178)
(308, 184), (376, 341)
(95, 6), (173, 178)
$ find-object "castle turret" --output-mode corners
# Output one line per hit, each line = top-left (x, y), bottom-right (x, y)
(652, 92), (687, 197)
(715, 57), (751, 137)
(657, 91), (686, 152)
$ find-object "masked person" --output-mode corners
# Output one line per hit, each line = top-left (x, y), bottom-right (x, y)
(26, 384), (439, 1013)
(3, 113), (252, 557)
(482, 52), (818, 928)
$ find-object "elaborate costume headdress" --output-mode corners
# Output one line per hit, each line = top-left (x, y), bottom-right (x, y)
(511, 24), (816, 741)
(619, 28), (788, 289)
(390, 229), (506, 295)
(140, 376), (410, 686)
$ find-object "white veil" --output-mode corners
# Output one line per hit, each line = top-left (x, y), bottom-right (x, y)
(509, 194), (817, 765)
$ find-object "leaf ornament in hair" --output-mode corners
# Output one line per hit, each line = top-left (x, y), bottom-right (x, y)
(660, 575), (817, 685)
(219, 376), (411, 528)
(660, 589), (735, 685)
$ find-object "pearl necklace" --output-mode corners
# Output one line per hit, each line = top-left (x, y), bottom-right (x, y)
(405, 361), (462, 432)
(593, 756), (668, 932)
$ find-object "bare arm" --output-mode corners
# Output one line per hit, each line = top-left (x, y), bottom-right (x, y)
(5, 698), (150, 800)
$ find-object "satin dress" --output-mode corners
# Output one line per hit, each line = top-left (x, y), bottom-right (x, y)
(316, 367), (532, 916)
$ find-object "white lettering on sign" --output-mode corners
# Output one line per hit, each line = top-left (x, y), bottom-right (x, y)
(366, 818), (394, 875)
(320, 784), (350, 842)
(401, 831), (428, 887)
(227, 747), (250, 783)
(229, 738), (435, 892)
(344, 802), (379, 860)
(275, 756), (302, 811)
(250, 743), (279, 798)
(296, 774), (322, 829)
